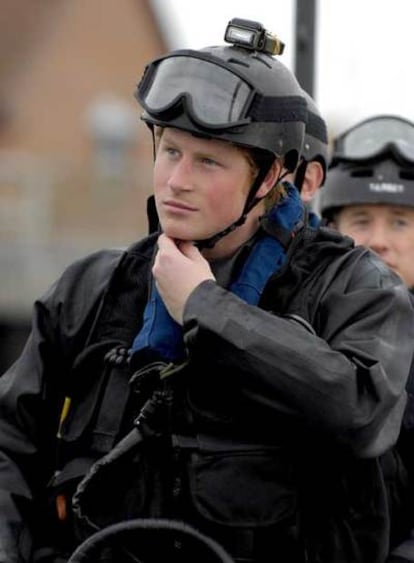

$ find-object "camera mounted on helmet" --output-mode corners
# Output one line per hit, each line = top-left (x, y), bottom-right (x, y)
(224, 17), (285, 56)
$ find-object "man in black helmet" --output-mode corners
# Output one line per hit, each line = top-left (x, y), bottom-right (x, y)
(146, 87), (328, 233)
(320, 115), (414, 563)
(0, 19), (412, 563)
(320, 114), (414, 288)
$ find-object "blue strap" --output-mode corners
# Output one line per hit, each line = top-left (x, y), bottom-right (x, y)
(308, 209), (321, 228)
(131, 285), (184, 363)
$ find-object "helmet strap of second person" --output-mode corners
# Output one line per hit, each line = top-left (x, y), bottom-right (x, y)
(293, 159), (307, 193)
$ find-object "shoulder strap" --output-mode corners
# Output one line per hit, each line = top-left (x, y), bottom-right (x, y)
(57, 243), (154, 460)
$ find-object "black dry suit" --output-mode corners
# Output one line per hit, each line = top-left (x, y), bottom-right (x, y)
(0, 188), (413, 563)
(382, 290), (414, 563)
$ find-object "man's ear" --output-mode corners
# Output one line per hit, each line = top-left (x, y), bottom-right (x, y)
(255, 159), (282, 198)
(301, 161), (324, 204)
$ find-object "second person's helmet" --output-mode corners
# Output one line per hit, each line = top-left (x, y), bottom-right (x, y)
(301, 90), (329, 183)
(320, 114), (414, 221)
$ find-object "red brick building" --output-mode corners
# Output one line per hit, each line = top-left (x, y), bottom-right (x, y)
(0, 0), (170, 368)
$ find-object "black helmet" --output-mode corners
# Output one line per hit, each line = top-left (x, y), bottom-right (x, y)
(294, 90), (329, 192)
(301, 90), (329, 182)
(320, 114), (414, 221)
(135, 18), (307, 173)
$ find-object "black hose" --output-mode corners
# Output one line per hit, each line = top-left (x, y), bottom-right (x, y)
(66, 518), (235, 563)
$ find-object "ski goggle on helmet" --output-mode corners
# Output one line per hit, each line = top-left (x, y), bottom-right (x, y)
(320, 115), (414, 221)
(332, 114), (414, 165)
(135, 17), (307, 172)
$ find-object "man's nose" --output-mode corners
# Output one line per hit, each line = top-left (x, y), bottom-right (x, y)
(365, 225), (390, 255)
(168, 158), (193, 191)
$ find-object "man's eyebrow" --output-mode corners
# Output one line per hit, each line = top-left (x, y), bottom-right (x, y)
(388, 208), (412, 216)
(346, 209), (371, 218)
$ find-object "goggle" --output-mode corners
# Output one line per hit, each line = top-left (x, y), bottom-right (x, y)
(136, 50), (305, 130)
(333, 115), (414, 164)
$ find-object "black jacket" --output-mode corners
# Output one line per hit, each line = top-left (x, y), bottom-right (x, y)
(0, 226), (413, 563)
(384, 292), (414, 563)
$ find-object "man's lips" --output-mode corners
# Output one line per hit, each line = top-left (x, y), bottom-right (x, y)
(163, 200), (198, 212)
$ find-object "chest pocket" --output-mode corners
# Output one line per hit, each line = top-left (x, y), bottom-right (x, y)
(177, 436), (298, 528)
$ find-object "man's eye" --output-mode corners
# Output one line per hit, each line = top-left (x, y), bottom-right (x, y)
(394, 219), (409, 228)
(201, 157), (220, 167)
(163, 146), (180, 158)
(351, 220), (369, 228)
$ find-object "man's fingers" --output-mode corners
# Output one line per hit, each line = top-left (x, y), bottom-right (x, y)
(177, 241), (201, 260)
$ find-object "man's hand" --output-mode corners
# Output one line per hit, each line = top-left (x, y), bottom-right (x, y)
(153, 233), (215, 324)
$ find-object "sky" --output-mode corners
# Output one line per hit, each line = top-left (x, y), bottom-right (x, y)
(152, 0), (414, 137)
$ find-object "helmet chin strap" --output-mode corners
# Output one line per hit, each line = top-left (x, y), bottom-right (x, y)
(195, 160), (284, 250)
(293, 159), (307, 193)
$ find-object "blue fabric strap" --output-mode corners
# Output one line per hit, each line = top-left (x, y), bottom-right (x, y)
(308, 209), (321, 228)
(131, 284), (184, 363)
(130, 183), (304, 365)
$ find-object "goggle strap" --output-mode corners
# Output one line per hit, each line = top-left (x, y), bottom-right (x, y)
(250, 95), (307, 123)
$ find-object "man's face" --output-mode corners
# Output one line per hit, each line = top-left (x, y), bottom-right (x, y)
(335, 203), (414, 288)
(153, 127), (253, 244)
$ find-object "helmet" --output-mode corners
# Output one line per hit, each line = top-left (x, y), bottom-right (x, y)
(319, 114), (414, 221)
(301, 90), (329, 182)
(294, 90), (329, 192)
(135, 18), (307, 173)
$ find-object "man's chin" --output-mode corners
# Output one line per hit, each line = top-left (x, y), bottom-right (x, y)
(161, 222), (216, 242)
(162, 228), (197, 241)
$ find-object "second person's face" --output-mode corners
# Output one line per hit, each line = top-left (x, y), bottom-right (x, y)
(335, 204), (414, 288)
